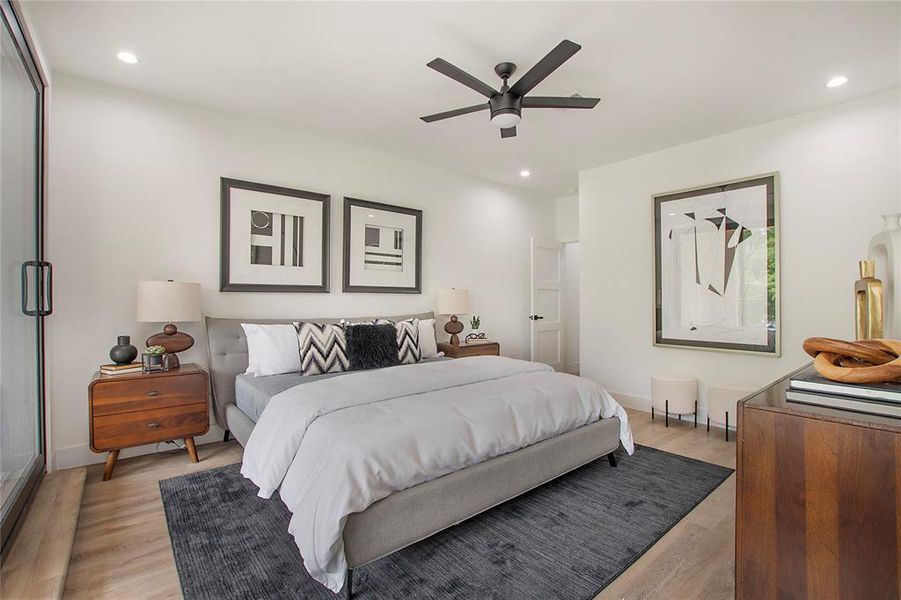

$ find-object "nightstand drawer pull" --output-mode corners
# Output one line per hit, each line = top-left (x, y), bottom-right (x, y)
(146, 390), (160, 397)
(146, 422), (161, 429)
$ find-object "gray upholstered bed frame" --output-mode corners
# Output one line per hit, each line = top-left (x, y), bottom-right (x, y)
(206, 313), (622, 598)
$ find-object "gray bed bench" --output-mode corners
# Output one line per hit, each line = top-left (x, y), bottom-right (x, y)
(206, 313), (622, 598)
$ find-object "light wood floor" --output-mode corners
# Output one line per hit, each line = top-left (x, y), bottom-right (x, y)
(1, 468), (86, 600)
(56, 409), (735, 599)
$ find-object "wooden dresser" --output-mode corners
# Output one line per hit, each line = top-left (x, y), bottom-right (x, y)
(89, 363), (209, 480)
(736, 366), (901, 599)
(438, 341), (500, 358)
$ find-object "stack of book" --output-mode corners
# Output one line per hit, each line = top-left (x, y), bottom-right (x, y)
(100, 363), (142, 376)
(787, 365), (901, 418)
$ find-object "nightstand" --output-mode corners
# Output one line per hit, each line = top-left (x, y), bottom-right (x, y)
(89, 363), (209, 480)
(438, 341), (500, 358)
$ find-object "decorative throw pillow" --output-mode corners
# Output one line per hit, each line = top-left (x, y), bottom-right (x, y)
(395, 319), (421, 364)
(418, 318), (438, 359)
(293, 322), (349, 376)
(241, 323), (302, 376)
(374, 318), (422, 364)
(344, 323), (401, 371)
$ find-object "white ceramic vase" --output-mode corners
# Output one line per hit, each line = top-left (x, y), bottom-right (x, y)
(868, 213), (901, 337)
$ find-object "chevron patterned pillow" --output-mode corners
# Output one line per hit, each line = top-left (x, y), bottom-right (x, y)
(375, 318), (422, 364)
(395, 318), (421, 364)
(293, 322), (349, 376)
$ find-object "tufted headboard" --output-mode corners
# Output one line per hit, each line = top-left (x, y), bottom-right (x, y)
(205, 312), (435, 429)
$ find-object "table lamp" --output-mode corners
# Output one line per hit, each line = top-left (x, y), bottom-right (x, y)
(137, 280), (202, 369)
(438, 288), (471, 345)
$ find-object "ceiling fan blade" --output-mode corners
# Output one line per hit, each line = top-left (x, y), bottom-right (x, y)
(509, 40), (581, 97)
(522, 96), (600, 109)
(500, 126), (517, 139)
(427, 58), (497, 99)
(420, 103), (489, 123)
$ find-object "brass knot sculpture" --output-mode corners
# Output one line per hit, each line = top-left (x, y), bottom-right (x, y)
(803, 337), (901, 384)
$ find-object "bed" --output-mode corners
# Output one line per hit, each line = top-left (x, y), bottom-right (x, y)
(206, 313), (633, 598)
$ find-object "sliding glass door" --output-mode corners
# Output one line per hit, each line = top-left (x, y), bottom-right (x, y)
(0, 0), (47, 552)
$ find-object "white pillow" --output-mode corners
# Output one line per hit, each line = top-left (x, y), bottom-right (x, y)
(241, 323), (302, 376)
(419, 318), (438, 359)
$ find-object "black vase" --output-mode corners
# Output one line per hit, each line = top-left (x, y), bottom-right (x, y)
(110, 335), (138, 365)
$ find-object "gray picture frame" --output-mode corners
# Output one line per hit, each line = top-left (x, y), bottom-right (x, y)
(343, 197), (422, 294)
(653, 173), (780, 356)
(220, 177), (330, 293)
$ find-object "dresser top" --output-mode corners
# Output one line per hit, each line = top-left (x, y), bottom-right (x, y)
(742, 363), (901, 433)
(91, 363), (206, 384)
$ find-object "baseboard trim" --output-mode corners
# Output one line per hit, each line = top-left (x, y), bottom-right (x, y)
(52, 423), (226, 471)
(563, 361), (580, 375)
(609, 391), (651, 413)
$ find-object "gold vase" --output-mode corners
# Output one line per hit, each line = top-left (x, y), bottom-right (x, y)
(855, 259), (884, 340)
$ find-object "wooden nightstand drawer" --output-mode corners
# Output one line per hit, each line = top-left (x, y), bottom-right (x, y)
(438, 342), (500, 358)
(91, 373), (207, 416)
(92, 402), (208, 451)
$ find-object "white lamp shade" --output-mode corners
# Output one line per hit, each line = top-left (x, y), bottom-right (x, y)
(137, 281), (202, 323)
(438, 288), (471, 315)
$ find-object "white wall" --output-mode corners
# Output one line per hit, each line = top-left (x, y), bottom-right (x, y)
(580, 88), (901, 416)
(555, 194), (579, 243)
(562, 242), (580, 374)
(47, 74), (552, 469)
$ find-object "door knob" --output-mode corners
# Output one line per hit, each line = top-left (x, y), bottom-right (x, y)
(528, 315), (545, 321)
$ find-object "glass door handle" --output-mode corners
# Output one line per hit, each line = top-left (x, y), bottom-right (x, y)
(21, 260), (52, 317)
(39, 261), (52, 316)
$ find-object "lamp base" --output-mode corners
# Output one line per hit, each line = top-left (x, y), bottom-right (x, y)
(444, 315), (464, 346)
(146, 323), (194, 369)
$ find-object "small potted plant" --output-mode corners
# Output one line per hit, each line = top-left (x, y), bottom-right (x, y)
(469, 315), (482, 336)
(142, 345), (167, 373)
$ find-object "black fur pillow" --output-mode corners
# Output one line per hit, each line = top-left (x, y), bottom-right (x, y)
(344, 323), (401, 371)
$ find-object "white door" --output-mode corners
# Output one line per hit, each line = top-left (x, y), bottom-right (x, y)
(530, 238), (564, 371)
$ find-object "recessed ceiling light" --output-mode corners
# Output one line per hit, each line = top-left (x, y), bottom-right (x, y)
(368, 214), (375, 218)
(519, 169), (531, 178)
(826, 75), (848, 88)
(117, 51), (139, 64)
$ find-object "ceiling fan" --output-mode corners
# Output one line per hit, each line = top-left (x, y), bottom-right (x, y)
(420, 39), (600, 139)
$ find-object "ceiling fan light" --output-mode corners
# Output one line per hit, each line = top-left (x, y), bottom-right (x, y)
(490, 112), (521, 129)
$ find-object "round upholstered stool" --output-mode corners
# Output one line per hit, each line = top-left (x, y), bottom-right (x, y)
(706, 384), (753, 442)
(651, 375), (698, 427)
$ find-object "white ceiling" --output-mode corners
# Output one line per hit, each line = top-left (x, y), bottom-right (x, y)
(26, 1), (900, 196)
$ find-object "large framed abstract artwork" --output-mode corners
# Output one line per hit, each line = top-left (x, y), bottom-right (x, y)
(343, 197), (422, 294)
(653, 173), (779, 355)
(220, 178), (329, 292)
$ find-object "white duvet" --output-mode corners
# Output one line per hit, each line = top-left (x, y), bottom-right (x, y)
(241, 356), (634, 592)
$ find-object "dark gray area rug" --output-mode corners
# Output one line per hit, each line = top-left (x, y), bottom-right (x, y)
(160, 446), (732, 600)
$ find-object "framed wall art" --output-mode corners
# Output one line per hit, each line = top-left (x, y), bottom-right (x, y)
(653, 173), (779, 355)
(343, 197), (422, 294)
(220, 178), (329, 292)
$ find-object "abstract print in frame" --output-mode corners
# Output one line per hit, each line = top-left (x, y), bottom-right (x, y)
(343, 197), (422, 293)
(220, 178), (329, 292)
(654, 173), (779, 355)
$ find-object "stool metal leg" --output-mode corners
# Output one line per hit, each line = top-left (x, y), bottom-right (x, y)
(707, 416), (710, 432)
(694, 401), (698, 428)
(651, 406), (655, 420)
(725, 411), (729, 442)
(665, 400), (669, 427)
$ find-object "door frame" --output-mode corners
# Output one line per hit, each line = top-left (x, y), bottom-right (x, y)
(0, 0), (48, 556)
